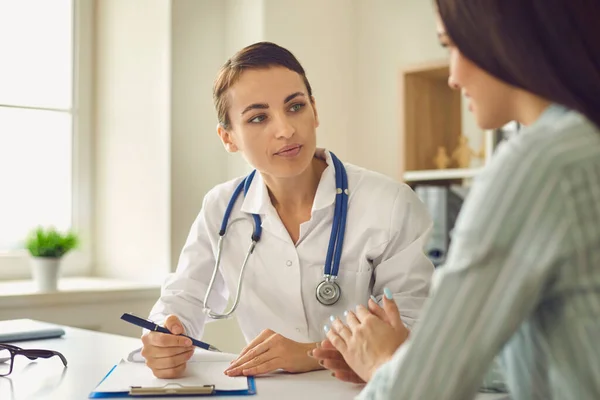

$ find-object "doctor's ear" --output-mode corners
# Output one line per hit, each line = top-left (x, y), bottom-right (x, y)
(217, 124), (239, 153)
(310, 96), (320, 128)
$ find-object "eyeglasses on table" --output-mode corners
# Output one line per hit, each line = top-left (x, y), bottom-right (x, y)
(0, 343), (67, 377)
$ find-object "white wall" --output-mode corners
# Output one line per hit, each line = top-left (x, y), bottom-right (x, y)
(263, 0), (357, 165)
(170, 0), (248, 353)
(170, 0), (229, 271)
(353, 0), (442, 176)
(94, 0), (171, 281)
(222, 0), (266, 179)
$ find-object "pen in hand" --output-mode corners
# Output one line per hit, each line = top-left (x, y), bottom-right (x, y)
(120, 313), (221, 352)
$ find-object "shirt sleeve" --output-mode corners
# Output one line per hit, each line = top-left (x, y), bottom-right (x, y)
(358, 142), (570, 399)
(148, 195), (229, 340)
(372, 184), (435, 329)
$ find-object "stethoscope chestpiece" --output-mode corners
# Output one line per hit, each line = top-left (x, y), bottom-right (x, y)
(316, 275), (341, 306)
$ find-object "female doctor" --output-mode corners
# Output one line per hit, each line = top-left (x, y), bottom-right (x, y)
(141, 42), (434, 379)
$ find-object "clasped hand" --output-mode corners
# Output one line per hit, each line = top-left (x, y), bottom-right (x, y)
(313, 293), (409, 383)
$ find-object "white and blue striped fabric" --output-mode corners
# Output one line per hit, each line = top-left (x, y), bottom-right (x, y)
(358, 104), (600, 400)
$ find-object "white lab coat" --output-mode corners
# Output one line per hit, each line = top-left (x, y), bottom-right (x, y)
(149, 149), (434, 344)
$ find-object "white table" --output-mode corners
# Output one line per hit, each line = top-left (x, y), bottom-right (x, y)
(0, 321), (509, 399)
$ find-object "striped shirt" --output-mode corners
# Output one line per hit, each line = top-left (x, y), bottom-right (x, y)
(358, 104), (600, 400)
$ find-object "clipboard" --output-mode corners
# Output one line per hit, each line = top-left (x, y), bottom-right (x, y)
(89, 362), (256, 398)
(129, 383), (216, 396)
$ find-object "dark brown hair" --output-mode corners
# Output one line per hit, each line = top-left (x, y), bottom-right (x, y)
(213, 42), (313, 129)
(436, 0), (600, 129)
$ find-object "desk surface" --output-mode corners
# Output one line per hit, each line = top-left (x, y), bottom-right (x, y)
(0, 321), (509, 400)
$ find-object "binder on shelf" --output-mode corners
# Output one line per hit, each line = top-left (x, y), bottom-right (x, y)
(414, 184), (469, 267)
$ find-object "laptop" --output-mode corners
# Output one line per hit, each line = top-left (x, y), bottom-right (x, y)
(0, 319), (65, 343)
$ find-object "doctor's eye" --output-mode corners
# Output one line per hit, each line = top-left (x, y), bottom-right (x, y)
(248, 114), (267, 124)
(288, 103), (305, 113)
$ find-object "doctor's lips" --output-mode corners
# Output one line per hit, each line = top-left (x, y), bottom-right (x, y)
(274, 144), (302, 157)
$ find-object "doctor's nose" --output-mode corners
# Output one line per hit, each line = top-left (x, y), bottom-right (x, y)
(272, 114), (295, 139)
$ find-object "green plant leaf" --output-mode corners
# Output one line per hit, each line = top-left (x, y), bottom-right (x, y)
(24, 226), (79, 258)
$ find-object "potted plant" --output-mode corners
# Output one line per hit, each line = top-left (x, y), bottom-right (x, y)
(24, 227), (79, 292)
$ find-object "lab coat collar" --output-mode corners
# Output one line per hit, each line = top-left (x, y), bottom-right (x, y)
(239, 171), (272, 216)
(239, 148), (337, 216)
(311, 149), (337, 212)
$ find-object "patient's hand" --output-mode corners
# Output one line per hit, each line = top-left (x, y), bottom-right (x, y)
(311, 339), (365, 384)
(140, 315), (194, 379)
(224, 329), (321, 376)
(326, 295), (409, 382)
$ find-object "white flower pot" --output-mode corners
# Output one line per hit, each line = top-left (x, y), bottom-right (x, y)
(30, 257), (61, 292)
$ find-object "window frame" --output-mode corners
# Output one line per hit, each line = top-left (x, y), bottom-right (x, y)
(0, 0), (94, 280)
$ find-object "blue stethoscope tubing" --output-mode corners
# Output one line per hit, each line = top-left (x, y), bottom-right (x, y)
(325, 152), (348, 278)
(203, 152), (348, 319)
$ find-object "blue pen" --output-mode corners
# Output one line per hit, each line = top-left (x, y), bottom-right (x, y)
(120, 313), (221, 352)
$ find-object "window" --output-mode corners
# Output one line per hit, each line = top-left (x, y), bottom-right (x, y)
(0, 0), (92, 279)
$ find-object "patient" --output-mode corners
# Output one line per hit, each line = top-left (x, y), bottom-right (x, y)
(314, 0), (600, 399)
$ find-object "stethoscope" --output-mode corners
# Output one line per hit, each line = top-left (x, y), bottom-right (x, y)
(203, 152), (349, 319)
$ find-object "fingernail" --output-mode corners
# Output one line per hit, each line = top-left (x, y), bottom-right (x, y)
(384, 287), (393, 300)
(324, 325), (330, 333)
(329, 315), (336, 322)
(343, 310), (349, 317)
(370, 295), (377, 303)
(186, 339), (193, 346)
(307, 350), (313, 357)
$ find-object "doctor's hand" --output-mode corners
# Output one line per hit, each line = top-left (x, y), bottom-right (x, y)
(224, 329), (321, 377)
(325, 294), (409, 382)
(140, 315), (195, 379)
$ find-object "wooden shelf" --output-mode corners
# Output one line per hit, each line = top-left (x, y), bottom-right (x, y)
(399, 60), (463, 178)
(401, 59), (451, 79)
(403, 168), (482, 182)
